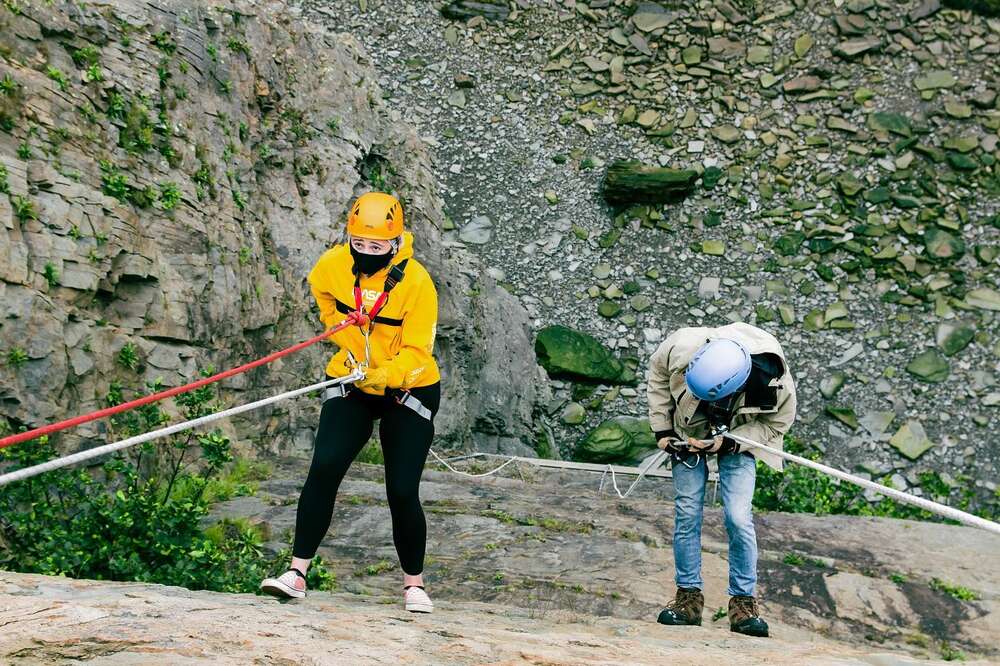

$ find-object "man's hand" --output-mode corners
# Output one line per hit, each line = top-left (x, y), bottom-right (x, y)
(657, 437), (686, 452)
(687, 435), (725, 453)
(686, 435), (742, 455)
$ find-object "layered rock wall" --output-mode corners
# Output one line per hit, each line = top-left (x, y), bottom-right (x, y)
(0, 0), (547, 457)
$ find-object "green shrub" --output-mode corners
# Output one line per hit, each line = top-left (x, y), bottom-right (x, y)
(11, 195), (37, 221)
(42, 262), (59, 287)
(151, 31), (176, 54)
(0, 163), (8, 193)
(45, 65), (68, 91)
(120, 101), (154, 153)
(930, 578), (979, 601)
(159, 182), (181, 211)
(5, 347), (28, 367)
(105, 91), (127, 120)
(232, 188), (247, 211)
(753, 436), (998, 523)
(227, 38), (250, 56)
(117, 341), (139, 370)
(0, 376), (298, 594)
(84, 64), (103, 83)
(0, 73), (17, 95)
(71, 46), (101, 67)
(100, 161), (132, 202)
(16, 141), (30, 159)
(356, 439), (384, 465)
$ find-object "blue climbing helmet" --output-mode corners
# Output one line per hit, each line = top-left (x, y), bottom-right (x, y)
(685, 338), (752, 402)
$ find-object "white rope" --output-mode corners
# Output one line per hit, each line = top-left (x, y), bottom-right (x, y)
(598, 449), (670, 499)
(427, 448), (522, 478)
(5, 375), (996, 536)
(0, 371), (364, 488)
(727, 432), (1000, 536)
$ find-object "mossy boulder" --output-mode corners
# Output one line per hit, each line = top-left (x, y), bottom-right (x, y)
(574, 417), (658, 464)
(942, 0), (1000, 16)
(535, 325), (636, 385)
(440, 0), (510, 22)
(601, 160), (698, 205)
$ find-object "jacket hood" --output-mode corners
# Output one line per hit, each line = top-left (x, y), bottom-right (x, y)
(706, 323), (787, 377)
(392, 231), (415, 265)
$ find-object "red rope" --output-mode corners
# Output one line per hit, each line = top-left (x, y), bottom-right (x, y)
(0, 319), (356, 450)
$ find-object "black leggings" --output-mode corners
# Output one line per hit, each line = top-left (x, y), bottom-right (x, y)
(292, 382), (440, 575)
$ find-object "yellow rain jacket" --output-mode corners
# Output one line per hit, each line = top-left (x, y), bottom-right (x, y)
(307, 231), (440, 395)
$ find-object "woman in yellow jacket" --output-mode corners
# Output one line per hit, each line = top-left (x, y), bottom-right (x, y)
(261, 192), (441, 613)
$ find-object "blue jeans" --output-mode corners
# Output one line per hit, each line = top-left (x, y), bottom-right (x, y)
(672, 452), (758, 597)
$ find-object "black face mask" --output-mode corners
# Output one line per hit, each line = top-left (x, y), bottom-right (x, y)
(350, 246), (394, 275)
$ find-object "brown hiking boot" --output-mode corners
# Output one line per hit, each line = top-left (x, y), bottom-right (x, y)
(657, 587), (704, 626)
(729, 595), (769, 637)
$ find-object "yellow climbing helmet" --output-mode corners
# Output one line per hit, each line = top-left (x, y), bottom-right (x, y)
(347, 192), (404, 240)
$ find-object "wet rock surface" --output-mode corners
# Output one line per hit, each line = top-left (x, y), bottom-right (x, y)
(297, 0), (1000, 511)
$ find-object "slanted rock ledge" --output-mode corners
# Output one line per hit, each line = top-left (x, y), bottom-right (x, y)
(0, 571), (973, 665)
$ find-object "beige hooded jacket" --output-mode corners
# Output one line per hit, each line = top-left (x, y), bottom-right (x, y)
(647, 322), (797, 471)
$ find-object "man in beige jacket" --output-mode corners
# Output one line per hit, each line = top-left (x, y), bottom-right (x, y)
(647, 322), (796, 637)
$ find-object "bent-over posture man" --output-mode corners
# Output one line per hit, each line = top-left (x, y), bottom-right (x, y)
(648, 322), (796, 637)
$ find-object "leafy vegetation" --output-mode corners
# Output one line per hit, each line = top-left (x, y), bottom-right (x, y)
(0, 377), (335, 594)
(99, 160), (131, 202)
(84, 64), (103, 83)
(120, 99), (154, 153)
(45, 65), (68, 91)
(11, 195), (37, 222)
(355, 439), (384, 465)
(753, 436), (999, 523)
(151, 30), (176, 55)
(42, 262), (59, 288)
(159, 182), (181, 211)
(0, 73), (17, 95)
(71, 45), (100, 67)
(117, 342), (139, 370)
(930, 578), (979, 601)
(5, 347), (28, 367)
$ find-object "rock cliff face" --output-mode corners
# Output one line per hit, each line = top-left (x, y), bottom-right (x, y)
(0, 0), (546, 456)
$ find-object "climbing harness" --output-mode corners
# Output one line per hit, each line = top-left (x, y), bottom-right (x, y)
(395, 390), (433, 421)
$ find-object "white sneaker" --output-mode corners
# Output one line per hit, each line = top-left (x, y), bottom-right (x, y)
(404, 586), (433, 613)
(260, 569), (306, 599)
